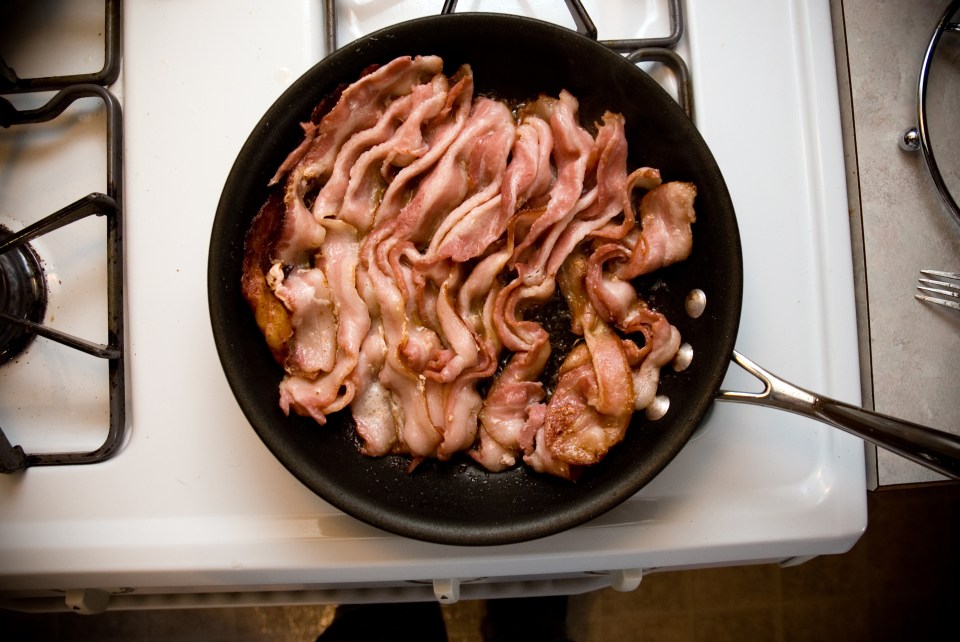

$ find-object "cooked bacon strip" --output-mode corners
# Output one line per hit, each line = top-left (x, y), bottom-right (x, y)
(365, 225), (444, 459)
(241, 191), (293, 364)
(631, 314), (681, 411)
(512, 91), (595, 281)
(491, 99), (609, 359)
(545, 113), (629, 268)
(492, 272), (559, 355)
(350, 321), (397, 456)
(269, 120), (319, 188)
(392, 97), (515, 245)
(560, 252), (635, 418)
(580, 241), (683, 414)
(372, 98), (515, 460)
(506, 117), (556, 213)
(276, 219), (369, 421)
(524, 244), (684, 479)
(589, 166), (661, 241)
(467, 240), (554, 470)
(337, 71), (468, 233)
(435, 115), (554, 262)
(243, 55), (698, 479)
(584, 243), (663, 333)
(475, 110), (632, 471)
(437, 346), (498, 460)
(437, 249), (507, 460)
(611, 181), (697, 280)
(273, 266), (337, 376)
(271, 56), (444, 266)
(273, 62), (480, 458)
(313, 76), (446, 222)
(370, 67), (476, 230)
(524, 345), (608, 477)
(474, 337), (550, 471)
(432, 195), (502, 262)
(271, 55), (444, 188)
(431, 265), (478, 382)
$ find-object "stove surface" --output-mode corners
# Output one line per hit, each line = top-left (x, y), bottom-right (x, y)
(0, 0), (866, 603)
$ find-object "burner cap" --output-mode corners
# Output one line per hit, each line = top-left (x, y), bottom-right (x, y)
(0, 225), (47, 365)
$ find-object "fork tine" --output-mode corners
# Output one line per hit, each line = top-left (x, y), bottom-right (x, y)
(918, 278), (960, 293)
(920, 269), (960, 280)
(917, 270), (960, 311)
(915, 292), (960, 310)
(918, 285), (959, 299)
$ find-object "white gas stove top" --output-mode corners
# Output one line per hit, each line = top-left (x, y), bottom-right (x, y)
(0, 0), (866, 612)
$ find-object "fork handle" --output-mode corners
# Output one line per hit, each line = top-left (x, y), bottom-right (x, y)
(718, 351), (960, 480)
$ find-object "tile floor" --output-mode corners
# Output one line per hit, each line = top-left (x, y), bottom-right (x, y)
(1, 483), (957, 641)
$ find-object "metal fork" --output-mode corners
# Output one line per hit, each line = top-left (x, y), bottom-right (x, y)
(916, 270), (960, 310)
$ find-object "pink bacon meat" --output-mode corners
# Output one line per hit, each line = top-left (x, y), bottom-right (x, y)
(241, 55), (697, 479)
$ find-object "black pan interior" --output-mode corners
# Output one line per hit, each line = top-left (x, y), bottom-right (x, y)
(208, 14), (743, 545)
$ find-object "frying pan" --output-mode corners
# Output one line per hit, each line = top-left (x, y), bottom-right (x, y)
(208, 14), (960, 546)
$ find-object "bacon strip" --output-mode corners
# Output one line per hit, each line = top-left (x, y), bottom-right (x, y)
(277, 218), (369, 418)
(609, 181), (698, 280)
(241, 55), (697, 479)
(524, 249), (682, 480)
(273, 266), (337, 377)
(271, 55), (445, 266)
(393, 97), (515, 245)
(512, 91), (595, 281)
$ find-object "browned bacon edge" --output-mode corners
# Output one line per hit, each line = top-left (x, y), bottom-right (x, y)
(241, 190), (292, 366)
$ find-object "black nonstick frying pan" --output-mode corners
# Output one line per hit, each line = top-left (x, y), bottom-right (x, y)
(208, 13), (960, 546)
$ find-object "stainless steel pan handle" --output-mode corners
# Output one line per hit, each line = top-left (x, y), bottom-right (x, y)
(718, 351), (960, 480)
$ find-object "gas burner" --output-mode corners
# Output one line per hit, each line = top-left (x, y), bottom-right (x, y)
(0, 0), (125, 471)
(0, 224), (47, 365)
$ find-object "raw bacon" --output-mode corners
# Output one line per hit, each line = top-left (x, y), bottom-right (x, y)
(240, 55), (697, 479)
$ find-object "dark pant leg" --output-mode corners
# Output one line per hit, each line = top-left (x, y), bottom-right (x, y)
(317, 601), (449, 642)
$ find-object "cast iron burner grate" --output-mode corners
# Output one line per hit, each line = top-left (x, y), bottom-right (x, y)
(0, 0), (121, 93)
(0, 0), (124, 474)
(324, 0), (693, 119)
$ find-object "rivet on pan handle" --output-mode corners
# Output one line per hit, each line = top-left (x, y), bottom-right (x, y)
(717, 351), (960, 480)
